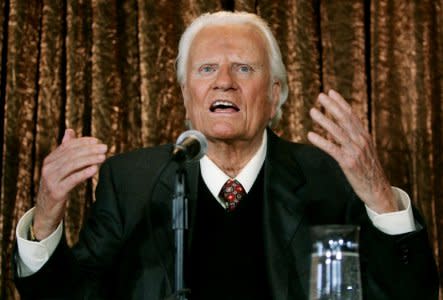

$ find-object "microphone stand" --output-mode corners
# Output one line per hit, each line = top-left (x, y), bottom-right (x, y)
(171, 165), (190, 300)
(169, 130), (207, 300)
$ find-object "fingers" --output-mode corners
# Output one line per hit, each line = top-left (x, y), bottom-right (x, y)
(62, 128), (76, 144)
(45, 142), (107, 174)
(39, 130), (108, 204)
(45, 136), (104, 165)
(42, 146), (107, 188)
(309, 107), (351, 149)
(34, 129), (108, 238)
(308, 90), (398, 213)
(310, 91), (369, 148)
(44, 164), (99, 203)
(307, 131), (342, 162)
(309, 89), (370, 162)
(328, 89), (352, 113)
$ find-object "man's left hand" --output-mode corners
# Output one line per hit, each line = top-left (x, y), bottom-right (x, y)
(307, 89), (399, 214)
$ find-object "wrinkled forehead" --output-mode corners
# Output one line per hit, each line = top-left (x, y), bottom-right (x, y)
(193, 23), (267, 47)
(188, 23), (270, 63)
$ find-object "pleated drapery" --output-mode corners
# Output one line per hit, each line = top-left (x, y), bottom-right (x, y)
(0, 1), (442, 298)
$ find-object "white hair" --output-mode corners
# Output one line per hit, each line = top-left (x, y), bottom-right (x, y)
(176, 11), (288, 125)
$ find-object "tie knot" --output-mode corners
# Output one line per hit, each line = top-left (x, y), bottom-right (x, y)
(219, 179), (246, 212)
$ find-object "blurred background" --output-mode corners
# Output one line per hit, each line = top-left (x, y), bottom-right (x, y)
(0, 0), (442, 298)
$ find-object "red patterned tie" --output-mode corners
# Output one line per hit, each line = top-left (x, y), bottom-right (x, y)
(219, 179), (246, 212)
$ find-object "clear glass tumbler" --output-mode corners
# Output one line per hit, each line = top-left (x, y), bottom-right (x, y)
(309, 225), (362, 300)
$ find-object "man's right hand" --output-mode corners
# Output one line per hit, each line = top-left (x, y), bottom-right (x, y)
(32, 129), (108, 240)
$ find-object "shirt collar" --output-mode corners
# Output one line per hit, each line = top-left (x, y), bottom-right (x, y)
(200, 130), (267, 207)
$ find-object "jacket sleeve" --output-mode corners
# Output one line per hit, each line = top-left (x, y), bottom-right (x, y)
(13, 160), (122, 300)
(357, 205), (439, 300)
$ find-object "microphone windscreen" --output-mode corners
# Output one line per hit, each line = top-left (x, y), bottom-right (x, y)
(173, 130), (208, 162)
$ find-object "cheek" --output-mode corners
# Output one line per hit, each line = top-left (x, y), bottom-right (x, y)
(248, 85), (272, 111)
(185, 80), (206, 100)
(184, 99), (195, 120)
(183, 97), (202, 122)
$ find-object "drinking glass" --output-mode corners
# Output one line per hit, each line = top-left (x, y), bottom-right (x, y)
(309, 225), (362, 300)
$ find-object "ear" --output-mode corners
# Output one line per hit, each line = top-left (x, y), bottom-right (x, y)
(270, 80), (281, 119)
(181, 83), (190, 119)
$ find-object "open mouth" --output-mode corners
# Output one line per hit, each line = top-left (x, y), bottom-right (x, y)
(209, 100), (240, 113)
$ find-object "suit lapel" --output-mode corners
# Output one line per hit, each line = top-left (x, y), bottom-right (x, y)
(184, 160), (200, 252)
(263, 130), (311, 299)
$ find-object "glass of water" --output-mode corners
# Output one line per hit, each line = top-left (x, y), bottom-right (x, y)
(309, 225), (362, 300)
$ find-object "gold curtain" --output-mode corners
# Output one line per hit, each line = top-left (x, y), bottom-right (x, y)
(0, 0), (442, 298)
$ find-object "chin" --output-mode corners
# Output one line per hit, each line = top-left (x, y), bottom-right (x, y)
(192, 120), (245, 140)
(211, 122), (240, 134)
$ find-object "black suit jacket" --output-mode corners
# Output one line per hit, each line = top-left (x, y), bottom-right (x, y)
(15, 130), (439, 299)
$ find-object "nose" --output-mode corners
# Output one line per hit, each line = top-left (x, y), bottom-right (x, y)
(213, 65), (236, 91)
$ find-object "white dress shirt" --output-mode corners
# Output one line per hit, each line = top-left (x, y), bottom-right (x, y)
(16, 130), (415, 277)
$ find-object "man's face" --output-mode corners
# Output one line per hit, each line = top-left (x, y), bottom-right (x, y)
(181, 24), (280, 144)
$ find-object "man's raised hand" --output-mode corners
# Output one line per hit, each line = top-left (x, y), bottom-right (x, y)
(33, 129), (108, 240)
(307, 89), (399, 214)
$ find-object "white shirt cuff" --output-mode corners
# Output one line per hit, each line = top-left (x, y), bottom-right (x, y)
(365, 187), (416, 235)
(16, 207), (63, 277)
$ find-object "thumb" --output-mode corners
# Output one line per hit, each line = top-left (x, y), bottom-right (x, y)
(62, 129), (76, 144)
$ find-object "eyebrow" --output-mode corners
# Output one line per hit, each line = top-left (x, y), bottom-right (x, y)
(191, 62), (264, 69)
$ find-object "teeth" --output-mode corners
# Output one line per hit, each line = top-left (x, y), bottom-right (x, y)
(210, 100), (239, 112)
(213, 100), (235, 107)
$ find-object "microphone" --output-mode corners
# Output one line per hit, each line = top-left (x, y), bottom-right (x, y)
(172, 130), (208, 162)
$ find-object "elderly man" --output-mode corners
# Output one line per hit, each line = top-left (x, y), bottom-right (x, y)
(14, 11), (437, 300)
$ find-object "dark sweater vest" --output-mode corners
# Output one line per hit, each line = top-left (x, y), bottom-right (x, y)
(188, 168), (271, 300)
